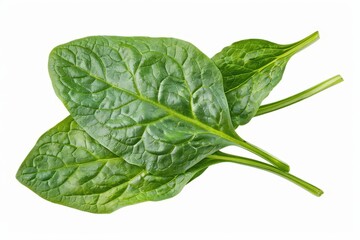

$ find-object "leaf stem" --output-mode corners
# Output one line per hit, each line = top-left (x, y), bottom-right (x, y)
(206, 152), (323, 196)
(234, 138), (290, 172)
(256, 75), (343, 116)
(287, 31), (320, 56)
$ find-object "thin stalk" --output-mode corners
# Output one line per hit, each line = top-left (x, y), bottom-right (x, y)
(286, 31), (320, 56)
(206, 152), (323, 196)
(216, 127), (290, 172)
(234, 139), (290, 172)
(256, 75), (343, 116)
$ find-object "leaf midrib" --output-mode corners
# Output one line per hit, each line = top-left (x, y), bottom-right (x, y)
(54, 50), (240, 145)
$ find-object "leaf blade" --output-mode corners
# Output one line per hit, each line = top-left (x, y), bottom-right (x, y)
(212, 32), (319, 126)
(16, 117), (202, 213)
(49, 36), (237, 175)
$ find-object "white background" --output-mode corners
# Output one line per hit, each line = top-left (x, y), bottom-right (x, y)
(0, 0), (358, 239)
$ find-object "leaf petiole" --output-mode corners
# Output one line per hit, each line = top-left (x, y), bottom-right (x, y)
(205, 152), (323, 196)
(233, 138), (290, 172)
(256, 75), (343, 116)
(286, 31), (320, 56)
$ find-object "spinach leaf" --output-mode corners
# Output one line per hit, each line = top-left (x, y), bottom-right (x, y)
(17, 115), (323, 213)
(49, 36), (288, 174)
(17, 114), (324, 213)
(16, 117), (211, 213)
(212, 32), (319, 126)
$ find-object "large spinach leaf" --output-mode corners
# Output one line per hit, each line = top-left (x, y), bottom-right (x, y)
(212, 32), (319, 126)
(49, 36), (287, 174)
(16, 117), (212, 213)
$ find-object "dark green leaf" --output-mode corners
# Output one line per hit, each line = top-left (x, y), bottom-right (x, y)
(49, 36), (239, 175)
(212, 32), (319, 126)
(16, 117), (208, 213)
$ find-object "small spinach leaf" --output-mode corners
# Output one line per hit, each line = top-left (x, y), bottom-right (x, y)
(212, 32), (319, 126)
(16, 117), (209, 213)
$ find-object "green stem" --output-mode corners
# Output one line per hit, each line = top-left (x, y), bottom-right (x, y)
(234, 139), (290, 172)
(256, 75), (343, 116)
(287, 31), (320, 56)
(206, 152), (323, 196)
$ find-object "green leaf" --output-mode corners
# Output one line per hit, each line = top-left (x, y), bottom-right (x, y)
(16, 117), (208, 213)
(16, 115), (324, 213)
(212, 32), (319, 126)
(49, 36), (290, 173)
(48, 36), (245, 175)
